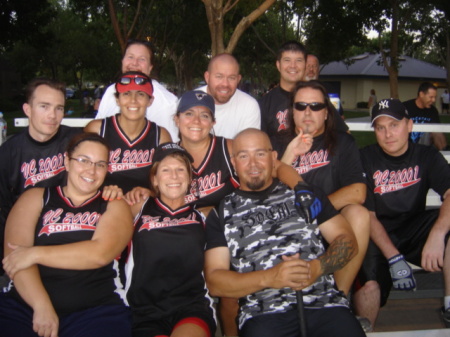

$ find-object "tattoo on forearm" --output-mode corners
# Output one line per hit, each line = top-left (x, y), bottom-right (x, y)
(319, 235), (355, 275)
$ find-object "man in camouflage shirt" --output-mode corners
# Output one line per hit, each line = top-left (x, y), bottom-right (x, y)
(204, 128), (365, 337)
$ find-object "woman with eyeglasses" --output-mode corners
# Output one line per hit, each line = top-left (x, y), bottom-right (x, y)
(85, 71), (172, 194)
(1, 133), (134, 337)
(276, 80), (370, 301)
(125, 142), (216, 337)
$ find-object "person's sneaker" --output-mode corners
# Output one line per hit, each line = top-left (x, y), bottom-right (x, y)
(441, 307), (450, 328)
(356, 316), (373, 332)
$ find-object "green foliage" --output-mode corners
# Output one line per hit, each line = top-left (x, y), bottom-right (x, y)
(2, 1), (120, 89)
(0, 0), (448, 94)
(0, 0), (56, 50)
(302, 0), (371, 64)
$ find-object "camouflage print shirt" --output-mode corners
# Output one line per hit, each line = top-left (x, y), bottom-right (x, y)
(206, 180), (349, 328)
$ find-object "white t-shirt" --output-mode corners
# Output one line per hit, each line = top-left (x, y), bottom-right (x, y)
(441, 92), (450, 104)
(198, 85), (261, 139)
(96, 79), (179, 141)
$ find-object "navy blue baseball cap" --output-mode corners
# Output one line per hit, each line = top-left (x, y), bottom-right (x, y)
(178, 90), (215, 117)
(153, 142), (193, 163)
(371, 98), (409, 125)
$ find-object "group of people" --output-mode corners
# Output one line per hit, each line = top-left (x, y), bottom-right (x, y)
(0, 38), (449, 337)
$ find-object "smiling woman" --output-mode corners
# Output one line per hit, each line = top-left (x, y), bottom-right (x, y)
(124, 142), (216, 337)
(84, 71), (172, 194)
(0, 132), (134, 337)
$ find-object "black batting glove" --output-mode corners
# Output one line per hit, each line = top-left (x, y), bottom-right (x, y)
(294, 182), (322, 225)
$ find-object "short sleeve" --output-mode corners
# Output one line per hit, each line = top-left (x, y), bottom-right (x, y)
(205, 207), (228, 250)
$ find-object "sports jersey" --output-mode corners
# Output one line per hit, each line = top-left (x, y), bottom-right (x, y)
(96, 80), (179, 141)
(197, 85), (261, 139)
(205, 180), (347, 329)
(288, 132), (365, 196)
(0, 126), (81, 263)
(258, 85), (349, 146)
(184, 136), (239, 208)
(259, 86), (291, 140)
(6, 186), (126, 315)
(125, 198), (215, 325)
(403, 99), (440, 144)
(360, 142), (450, 232)
(100, 115), (160, 193)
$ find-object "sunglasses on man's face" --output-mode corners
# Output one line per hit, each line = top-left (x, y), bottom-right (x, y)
(294, 102), (326, 111)
(119, 77), (148, 85)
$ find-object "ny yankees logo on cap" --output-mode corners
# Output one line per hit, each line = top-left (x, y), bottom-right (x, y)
(378, 100), (390, 110)
(371, 98), (409, 125)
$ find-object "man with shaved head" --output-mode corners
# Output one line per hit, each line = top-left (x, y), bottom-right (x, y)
(198, 54), (261, 139)
(204, 129), (364, 337)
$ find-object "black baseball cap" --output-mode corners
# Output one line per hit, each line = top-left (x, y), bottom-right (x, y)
(152, 142), (194, 163)
(178, 90), (215, 117)
(371, 98), (409, 125)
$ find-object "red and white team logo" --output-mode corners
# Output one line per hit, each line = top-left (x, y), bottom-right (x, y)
(276, 109), (289, 131)
(185, 171), (225, 203)
(294, 150), (330, 175)
(38, 208), (100, 236)
(138, 214), (199, 231)
(108, 148), (154, 173)
(373, 166), (421, 195)
(21, 155), (65, 188)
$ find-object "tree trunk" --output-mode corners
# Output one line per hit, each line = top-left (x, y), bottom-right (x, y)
(226, 0), (276, 53)
(202, 0), (275, 56)
(380, 0), (400, 99)
(202, 0), (225, 56)
(108, 0), (146, 54)
(447, 30), (450, 87)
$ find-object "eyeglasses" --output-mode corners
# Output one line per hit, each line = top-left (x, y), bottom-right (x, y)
(294, 102), (326, 111)
(70, 157), (108, 170)
(119, 76), (148, 85)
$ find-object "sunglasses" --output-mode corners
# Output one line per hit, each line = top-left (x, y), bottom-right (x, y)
(294, 102), (326, 111)
(119, 77), (148, 85)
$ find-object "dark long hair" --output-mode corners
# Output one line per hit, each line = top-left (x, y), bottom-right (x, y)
(283, 80), (337, 155)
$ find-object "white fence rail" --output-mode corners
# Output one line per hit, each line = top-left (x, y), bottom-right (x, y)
(14, 117), (449, 207)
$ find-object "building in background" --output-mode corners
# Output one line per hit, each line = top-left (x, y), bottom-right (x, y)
(320, 53), (447, 112)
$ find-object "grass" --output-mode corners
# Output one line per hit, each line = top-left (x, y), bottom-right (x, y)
(344, 110), (376, 148)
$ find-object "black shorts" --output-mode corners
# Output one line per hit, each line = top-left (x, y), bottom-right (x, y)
(240, 307), (365, 337)
(132, 301), (216, 337)
(357, 209), (445, 306)
(0, 294), (132, 337)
